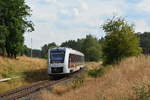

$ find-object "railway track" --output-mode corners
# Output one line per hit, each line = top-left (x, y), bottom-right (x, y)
(0, 77), (71, 100)
(0, 68), (85, 100)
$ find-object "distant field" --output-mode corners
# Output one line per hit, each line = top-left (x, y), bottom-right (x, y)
(37, 56), (150, 100)
(0, 56), (48, 93)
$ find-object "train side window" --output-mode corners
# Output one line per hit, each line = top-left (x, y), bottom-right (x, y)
(69, 58), (71, 62)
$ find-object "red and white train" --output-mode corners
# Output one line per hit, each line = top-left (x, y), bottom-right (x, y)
(48, 48), (85, 76)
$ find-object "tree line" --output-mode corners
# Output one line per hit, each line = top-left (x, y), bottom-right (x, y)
(24, 35), (102, 62)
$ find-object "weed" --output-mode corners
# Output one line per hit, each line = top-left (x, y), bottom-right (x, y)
(1, 71), (16, 78)
(133, 83), (150, 100)
(71, 77), (84, 89)
(88, 67), (106, 78)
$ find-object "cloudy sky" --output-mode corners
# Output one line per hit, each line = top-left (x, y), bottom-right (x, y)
(24, 0), (150, 49)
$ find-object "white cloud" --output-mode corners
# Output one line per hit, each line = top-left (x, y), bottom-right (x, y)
(24, 0), (150, 49)
(59, 8), (80, 19)
(134, 19), (150, 32)
(45, 0), (56, 3)
(25, 0), (126, 49)
(136, 0), (150, 12)
(80, 2), (88, 10)
(60, 9), (70, 15)
(73, 8), (80, 16)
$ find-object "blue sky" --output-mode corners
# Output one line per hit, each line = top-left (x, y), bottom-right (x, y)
(24, 0), (150, 49)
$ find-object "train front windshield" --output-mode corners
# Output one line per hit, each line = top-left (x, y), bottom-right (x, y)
(50, 51), (65, 63)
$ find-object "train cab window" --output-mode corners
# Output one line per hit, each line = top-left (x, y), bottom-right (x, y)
(50, 51), (65, 63)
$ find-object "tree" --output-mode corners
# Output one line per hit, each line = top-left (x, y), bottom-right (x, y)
(61, 40), (78, 50)
(76, 39), (84, 51)
(61, 39), (84, 51)
(81, 35), (102, 61)
(41, 42), (57, 58)
(102, 17), (141, 65)
(0, 0), (34, 58)
(0, 26), (8, 56)
(137, 32), (150, 54)
(0, 1), (8, 56)
(60, 35), (102, 61)
(23, 45), (42, 58)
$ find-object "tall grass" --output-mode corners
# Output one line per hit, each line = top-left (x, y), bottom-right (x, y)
(0, 56), (47, 78)
(37, 56), (150, 100)
(0, 56), (47, 93)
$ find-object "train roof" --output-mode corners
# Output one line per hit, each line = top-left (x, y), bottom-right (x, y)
(49, 47), (84, 56)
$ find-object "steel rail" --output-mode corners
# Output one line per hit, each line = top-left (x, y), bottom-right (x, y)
(0, 68), (85, 100)
(0, 78), (70, 100)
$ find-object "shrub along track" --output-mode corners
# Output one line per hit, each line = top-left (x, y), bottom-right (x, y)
(0, 68), (85, 100)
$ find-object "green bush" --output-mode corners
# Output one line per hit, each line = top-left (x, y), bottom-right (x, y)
(88, 68), (105, 78)
(71, 77), (84, 89)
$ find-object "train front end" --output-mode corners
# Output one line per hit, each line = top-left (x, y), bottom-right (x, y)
(48, 48), (69, 76)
